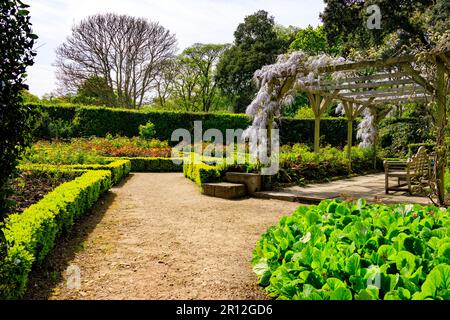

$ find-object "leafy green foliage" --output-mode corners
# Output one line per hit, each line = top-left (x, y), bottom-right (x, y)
(289, 25), (329, 55)
(320, 0), (449, 57)
(277, 144), (379, 186)
(0, 0), (36, 213)
(379, 115), (435, 159)
(216, 10), (285, 113)
(167, 44), (228, 112)
(252, 199), (450, 300)
(73, 76), (117, 106)
(183, 158), (222, 188)
(0, 170), (112, 299)
(139, 121), (156, 140)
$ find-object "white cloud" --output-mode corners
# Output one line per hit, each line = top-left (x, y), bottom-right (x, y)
(26, 0), (325, 97)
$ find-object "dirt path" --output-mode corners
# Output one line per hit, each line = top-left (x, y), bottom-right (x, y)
(26, 173), (300, 300)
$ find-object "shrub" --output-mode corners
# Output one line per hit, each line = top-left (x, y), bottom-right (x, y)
(183, 158), (222, 189)
(0, 170), (112, 299)
(379, 117), (435, 158)
(276, 144), (379, 185)
(47, 119), (74, 139)
(139, 121), (156, 140)
(252, 199), (450, 300)
(0, 1), (37, 213)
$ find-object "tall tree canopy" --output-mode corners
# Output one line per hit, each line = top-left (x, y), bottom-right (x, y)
(321, 0), (449, 57)
(161, 43), (226, 112)
(0, 0), (36, 214)
(216, 10), (285, 113)
(56, 13), (177, 109)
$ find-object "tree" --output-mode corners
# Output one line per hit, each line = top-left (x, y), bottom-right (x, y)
(163, 44), (227, 112)
(73, 76), (117, 106)
(153, 60), (177, 108)
(182, 43), (227, 112)
(0, 0), (36, 215)
(56, 13), (177, 109)
(20, 89), (40, 104)
(170, 55), (202, 112)
(320, 0), (449, 57)
(289, 25), (328, 55)
(274, 24), (299, 51)
(216, 10), (285, 113)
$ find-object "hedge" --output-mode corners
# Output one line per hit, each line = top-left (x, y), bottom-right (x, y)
(183, 160), (222, 190)
(30, 104), (356, 147)
(0, 170), (112, 299)
(116, 157), (183, 172)
(18, 160), (131, 185)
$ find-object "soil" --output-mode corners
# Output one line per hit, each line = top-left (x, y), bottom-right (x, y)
(25, 172), (300, 300)
(4, 171), (75, 218)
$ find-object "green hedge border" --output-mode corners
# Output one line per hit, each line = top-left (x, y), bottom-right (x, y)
(30, 104), (355, 147)
(183, 155), (223, 190)
(0, 169), (112, 299)
(115, 157), (183, 172)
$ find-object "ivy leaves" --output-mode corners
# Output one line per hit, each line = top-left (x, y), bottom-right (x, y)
(0, 0), (36, 213)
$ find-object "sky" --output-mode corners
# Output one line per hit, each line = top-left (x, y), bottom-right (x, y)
(26, 0), (325, 97)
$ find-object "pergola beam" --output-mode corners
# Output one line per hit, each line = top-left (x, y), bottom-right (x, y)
(306, 78), (416, 91)
(400, 63), (436, 94)
(340, 86), (426, 98)
(305, 71), (408, 86)
(318, 55), (416, 73)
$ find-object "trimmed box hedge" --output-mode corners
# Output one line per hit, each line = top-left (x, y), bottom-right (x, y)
(117, 157), (183, 172)
(30, 104), (355, 147)
(18, 159), (131, 185)
(183, 159), (222, 189)
(0, 169), (112, 299)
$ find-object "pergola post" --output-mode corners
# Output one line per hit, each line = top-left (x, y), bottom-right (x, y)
(308, 93), (333, 153)
(434, 57), (448, 205)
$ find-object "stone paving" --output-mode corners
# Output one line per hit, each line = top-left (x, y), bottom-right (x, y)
(260, 173), (433, 205)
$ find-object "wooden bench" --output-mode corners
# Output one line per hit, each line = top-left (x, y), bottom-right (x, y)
(384, 146), (431, 194)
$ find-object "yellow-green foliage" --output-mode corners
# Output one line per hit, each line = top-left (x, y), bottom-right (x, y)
(0, 170), (112, 299)
(183, 159), (221, 188)
(18, 160), (131, 185)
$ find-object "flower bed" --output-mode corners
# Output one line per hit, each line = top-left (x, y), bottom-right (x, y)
(252, 199), (450, 300)
(0, 169), (112, 299)
(23, 137), (171, 165)
(4, 170), (82, 219)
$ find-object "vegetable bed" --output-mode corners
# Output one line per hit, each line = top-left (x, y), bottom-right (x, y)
(252, 199), (450, 300)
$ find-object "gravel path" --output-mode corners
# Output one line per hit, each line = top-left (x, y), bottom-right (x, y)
(26, 173), (300, 300)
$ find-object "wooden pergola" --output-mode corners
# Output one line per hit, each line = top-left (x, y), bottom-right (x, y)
(291, 50), (450, 204)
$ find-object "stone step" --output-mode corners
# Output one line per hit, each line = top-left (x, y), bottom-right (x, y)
(253, 191), (328, 204)
(224, 172), (262, 195)
(202, 182), (247, 199)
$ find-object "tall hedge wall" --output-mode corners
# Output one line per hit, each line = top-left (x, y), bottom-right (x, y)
(30, 104), (358, 147)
